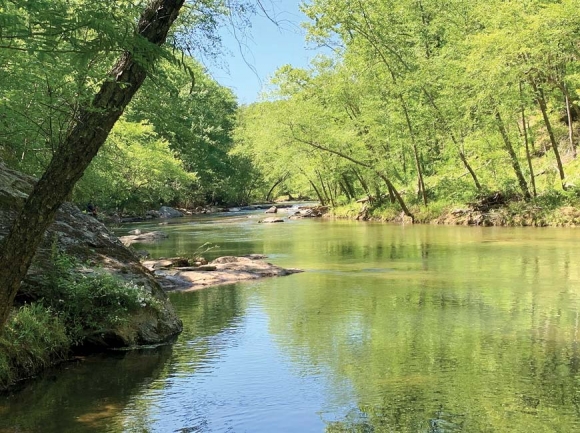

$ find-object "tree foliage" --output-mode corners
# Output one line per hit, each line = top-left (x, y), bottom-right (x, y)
(235, 0), (580, 214)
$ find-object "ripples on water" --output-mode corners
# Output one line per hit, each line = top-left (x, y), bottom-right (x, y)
(2, 216), (580, 432)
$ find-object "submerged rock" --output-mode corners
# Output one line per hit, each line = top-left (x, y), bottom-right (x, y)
(119, 230), (169, 246)
(0, 163), (182, 348)
(259, 217), (284, 223)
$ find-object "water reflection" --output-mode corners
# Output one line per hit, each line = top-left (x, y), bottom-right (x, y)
(0, 347), (174, 432)
(2, 218), (580, 432)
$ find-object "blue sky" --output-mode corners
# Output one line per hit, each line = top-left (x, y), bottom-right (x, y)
(204, 0), (325, 105)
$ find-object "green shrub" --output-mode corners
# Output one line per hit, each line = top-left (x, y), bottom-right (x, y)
(0, 303), (70, 389)
(41, 254), (163, 344)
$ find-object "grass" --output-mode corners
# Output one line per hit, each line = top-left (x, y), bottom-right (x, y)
(0, 303), (70, 390)
(0, 253), (165, 390)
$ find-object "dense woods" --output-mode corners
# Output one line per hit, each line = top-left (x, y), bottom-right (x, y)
(4, 1), (580, 221)
(236, 0), (580, 224)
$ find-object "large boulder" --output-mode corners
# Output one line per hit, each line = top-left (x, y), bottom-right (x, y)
(159, 206), (183, 218)
(0, 163), (182, 347)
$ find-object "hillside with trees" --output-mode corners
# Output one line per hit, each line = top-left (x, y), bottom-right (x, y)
(235, 0), (580, 225)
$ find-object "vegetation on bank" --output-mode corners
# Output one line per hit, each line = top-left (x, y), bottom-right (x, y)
(331, 190), (580, 227)
(0, 255), (164, 391)
(234, 0), (580, 224)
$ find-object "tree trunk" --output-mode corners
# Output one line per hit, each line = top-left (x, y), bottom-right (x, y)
(458, 151), (482, 190)
(520, 83), (537, 198)
(531, 81), (566, 189)
(496, 112), (531, 200)
(0, 0), (186, 331)
(308, 179), (326, 206)
(377, 174), (414, 222)
(266, 175), (287, 202)
(317, 171), (334, 207)
(561, 82), (576, 158)
(352, 168), (371, 198)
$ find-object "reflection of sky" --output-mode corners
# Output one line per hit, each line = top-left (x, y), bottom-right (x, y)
(110, 219), (580, 432)
(120, 302), (332, 432)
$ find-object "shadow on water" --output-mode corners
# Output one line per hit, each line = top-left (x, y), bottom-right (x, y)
(0, 347), (174, 433)
(0, 285), (245, 433)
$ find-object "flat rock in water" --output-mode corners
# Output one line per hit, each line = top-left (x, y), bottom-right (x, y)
(119, 231), (168, 246)
(155, 256), (302, 291)
(259, 217), (284, 223)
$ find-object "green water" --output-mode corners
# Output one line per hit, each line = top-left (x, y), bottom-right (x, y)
(2, 210), (580, 432)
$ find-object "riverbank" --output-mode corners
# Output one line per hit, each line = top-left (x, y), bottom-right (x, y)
(0, 164), (182, 391)
(329, 192), (580, 227)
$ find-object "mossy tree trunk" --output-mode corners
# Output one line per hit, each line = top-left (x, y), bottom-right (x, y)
(0, 0), (185, 331)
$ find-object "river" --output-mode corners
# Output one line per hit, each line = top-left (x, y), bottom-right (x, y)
(1, 208), (580, 432)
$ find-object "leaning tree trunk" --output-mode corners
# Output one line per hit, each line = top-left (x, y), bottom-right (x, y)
(496, 112), (531, 201)
(0, 0), (186, 331)
(531, 81), (566, 190)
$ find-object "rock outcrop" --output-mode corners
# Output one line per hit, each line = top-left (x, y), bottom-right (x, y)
(0, 163), (182, 347)
(143, 255), (303, 291)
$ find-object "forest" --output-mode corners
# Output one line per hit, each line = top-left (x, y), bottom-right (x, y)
(237, 0), (580, 225)
(2, 1), (580, 428)
(2, 1), (580, 225)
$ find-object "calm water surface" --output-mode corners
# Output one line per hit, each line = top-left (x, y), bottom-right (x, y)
(2, 209), (580, 432)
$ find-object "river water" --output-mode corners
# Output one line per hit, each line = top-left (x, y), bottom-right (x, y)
(2, 209), (580, 432)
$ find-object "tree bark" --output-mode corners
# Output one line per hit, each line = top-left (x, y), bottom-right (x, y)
(0, 0), (186, 331)
(265, 174), (288, 202)
(531, 81), (566, 189)
(496, 112), (531, 200)
(520, 83), (537, 198)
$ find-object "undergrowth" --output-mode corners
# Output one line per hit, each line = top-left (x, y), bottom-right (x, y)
(0, 304), (69, 390)
(39, 253), (163, 344)
(1, 253), (162, 390)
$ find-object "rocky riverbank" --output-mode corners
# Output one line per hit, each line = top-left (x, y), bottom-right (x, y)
(0, 164), (182, 390)
(330, 192), (580, 227)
